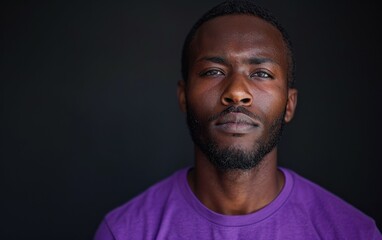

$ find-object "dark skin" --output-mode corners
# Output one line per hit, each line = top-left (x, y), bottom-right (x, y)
(177, 15), (298, 215)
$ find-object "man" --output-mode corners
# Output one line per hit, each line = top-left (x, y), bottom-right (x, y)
(94, 0), (382, 239)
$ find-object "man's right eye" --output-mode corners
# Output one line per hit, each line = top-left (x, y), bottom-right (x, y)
(200, 69), (224, 77)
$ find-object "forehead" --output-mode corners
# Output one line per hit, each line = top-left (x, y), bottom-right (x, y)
(189, 14), (288, 64)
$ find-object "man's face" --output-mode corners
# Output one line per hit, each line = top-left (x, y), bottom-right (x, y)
(178, 15), (297, 170)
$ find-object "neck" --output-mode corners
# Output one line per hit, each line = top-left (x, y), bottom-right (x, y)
(188, 147), (284, 215)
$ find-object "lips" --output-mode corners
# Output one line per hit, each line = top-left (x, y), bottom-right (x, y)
(214, 112), (259, 134)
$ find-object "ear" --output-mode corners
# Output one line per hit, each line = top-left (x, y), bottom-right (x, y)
(177, 80), (187, 113)
(284, 88), (298, 123)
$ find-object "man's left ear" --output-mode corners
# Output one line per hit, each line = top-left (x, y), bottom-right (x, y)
(284, 88), (298, 123)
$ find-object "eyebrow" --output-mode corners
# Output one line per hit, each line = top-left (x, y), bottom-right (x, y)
(247, 57), (276, 65)
(198, 56), (227, 64)
(197, 56), (277, 65)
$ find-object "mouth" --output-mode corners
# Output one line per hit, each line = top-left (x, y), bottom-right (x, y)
(214, 112), (259, 134)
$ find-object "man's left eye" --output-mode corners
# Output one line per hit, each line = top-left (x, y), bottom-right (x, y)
(251, 71), (273, 79)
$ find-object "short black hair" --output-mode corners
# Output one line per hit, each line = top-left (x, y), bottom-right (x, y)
(181, 0), (295, 88)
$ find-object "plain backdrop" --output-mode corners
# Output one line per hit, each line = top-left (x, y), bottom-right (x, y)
(1, 0), (381, 239)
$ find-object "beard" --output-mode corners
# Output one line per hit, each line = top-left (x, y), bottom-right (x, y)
(186, 105), (286, 171)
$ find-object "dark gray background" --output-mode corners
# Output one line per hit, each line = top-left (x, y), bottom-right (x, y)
(1, 1), (381, 239)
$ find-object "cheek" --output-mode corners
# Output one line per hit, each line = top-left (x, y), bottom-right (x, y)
(186, 82), (222, 119)
(253, 89), (288, 120)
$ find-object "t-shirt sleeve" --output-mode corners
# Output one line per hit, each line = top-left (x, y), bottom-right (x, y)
(93, 219), (115, 240)
(372, 226), (382, 240)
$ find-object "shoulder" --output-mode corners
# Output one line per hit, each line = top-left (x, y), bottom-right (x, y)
(107, 168), (186, 220)
(283, 168), (381, 239)
(286, 168), (364, 215)
(98, 168), (189, 238)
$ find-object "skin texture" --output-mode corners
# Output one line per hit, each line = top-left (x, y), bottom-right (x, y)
(177, 15), (298, 215)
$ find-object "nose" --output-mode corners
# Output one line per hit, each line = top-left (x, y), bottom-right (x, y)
(221, 75), (252, 106)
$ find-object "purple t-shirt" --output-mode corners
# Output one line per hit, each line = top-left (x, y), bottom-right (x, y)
(94, 167), (381, 239)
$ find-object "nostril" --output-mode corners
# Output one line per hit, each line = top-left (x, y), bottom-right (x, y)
(223, 97), (251, 105)
(242, 98), (251, 104)
(224, 97), (234, 103)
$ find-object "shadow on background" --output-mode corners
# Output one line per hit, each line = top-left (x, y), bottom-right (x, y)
(1, 1), (381, 239)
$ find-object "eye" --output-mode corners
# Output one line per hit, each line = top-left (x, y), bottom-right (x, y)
(200, 69), (225, 77)
(251, 70), (273, 79)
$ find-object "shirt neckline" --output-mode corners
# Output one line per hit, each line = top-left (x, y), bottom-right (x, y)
(177, 166), (294, 227)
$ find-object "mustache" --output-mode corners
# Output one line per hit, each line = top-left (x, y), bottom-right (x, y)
(207, 106), (262, 123)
